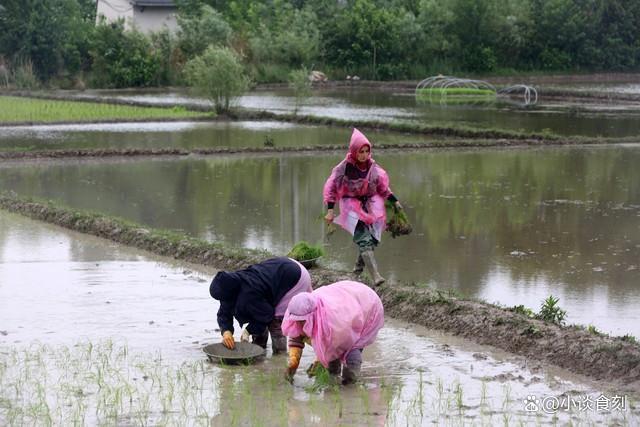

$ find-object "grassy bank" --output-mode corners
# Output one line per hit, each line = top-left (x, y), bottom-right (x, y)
(0, 96), (211, 124)
(1, 192), (639, 392)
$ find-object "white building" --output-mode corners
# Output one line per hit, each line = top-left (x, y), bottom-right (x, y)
(96, 0), (178, 33)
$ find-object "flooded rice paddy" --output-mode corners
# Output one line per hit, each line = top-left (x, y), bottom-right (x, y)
(1, 210), (637, 425)
(0, 142), (638, 338)
(0, 121), (425, 153)
(66, 87), (640, 138)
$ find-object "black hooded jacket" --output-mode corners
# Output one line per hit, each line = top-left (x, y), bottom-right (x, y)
(209, 257), (302, 335)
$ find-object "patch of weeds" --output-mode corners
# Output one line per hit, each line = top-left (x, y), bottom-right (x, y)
(536, 295), (566, 325)
(587, 325), (604, 336)
(390, 290), (412, 305)
(510, 305), (535, 318)
(620, 334), (637, 345)
(263, 135), (275, 147)
(494, 318), (506, 326)
(593, 343), (624, 354)
(431, 290), (451, 305)
(520, 325), (543, 338)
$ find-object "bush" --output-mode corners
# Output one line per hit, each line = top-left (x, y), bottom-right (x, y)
(288, 67), (311, 114)
(90, 20), (161, 88)
(184, 45), (249, 113)
(177, 5), (232, 58)
(12, 58), (40, 89)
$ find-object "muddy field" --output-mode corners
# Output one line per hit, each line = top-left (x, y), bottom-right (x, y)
(1, 78), (639, 424)
(1, 209), (637, 425)
(2, 193), (639, 400)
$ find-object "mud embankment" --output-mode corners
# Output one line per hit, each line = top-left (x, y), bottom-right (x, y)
(0, 137), (611, 161)
(1, 193), (639, 394)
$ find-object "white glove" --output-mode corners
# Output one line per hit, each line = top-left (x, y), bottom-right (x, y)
(240, 327), (251, 343)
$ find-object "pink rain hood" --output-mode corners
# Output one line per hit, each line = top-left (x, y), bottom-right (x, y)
(281, 281), (384, 367)
(346, 128), (372, 165)
(322, 128), (392, 240)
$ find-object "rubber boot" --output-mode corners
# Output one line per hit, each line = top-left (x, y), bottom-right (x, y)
(361, 250), (385, 286)
(353, 254), (365, 274)
(342, 349), (362, 385)
(269, 318), (287, 354)
(341, 365), (360, 385)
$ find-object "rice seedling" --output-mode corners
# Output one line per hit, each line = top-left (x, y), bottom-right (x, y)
(0, 96), (210, 124)
(287, 241), (324, 263)
(385, 200), (412, 238)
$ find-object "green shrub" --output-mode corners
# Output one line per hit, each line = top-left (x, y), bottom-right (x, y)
(90, 20), (161, 88)
(288, 67), (311, 114)
(176, 5), (232, 58)
(536, 295), (567, 325)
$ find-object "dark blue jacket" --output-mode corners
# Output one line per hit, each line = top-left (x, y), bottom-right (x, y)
(209, 257), (301, 335)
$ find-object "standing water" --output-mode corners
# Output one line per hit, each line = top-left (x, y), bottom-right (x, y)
(0, 210), (636, 425)
(0, 144), (639, 337)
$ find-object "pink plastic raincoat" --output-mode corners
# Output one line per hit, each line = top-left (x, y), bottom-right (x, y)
(281, 280), (384, 367)
(323, 128), (392, 241)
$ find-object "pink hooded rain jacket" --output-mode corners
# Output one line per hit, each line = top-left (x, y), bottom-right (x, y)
(281, 280), (384, 367)
(322, 128), (392, 241)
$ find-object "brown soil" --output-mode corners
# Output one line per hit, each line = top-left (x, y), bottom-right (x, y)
(1, 193), (639, 394)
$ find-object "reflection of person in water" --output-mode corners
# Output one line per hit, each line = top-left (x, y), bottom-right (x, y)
(282, 280), (384, 384)
(323, 128), (403, 286)
(209, 257), (312, 353)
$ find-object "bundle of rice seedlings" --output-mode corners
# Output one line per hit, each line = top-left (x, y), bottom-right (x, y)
(385, 200), (412, 238)
(287, 241), (324, 261)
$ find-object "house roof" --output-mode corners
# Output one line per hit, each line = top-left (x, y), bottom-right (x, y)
(130, 0), (176, 7)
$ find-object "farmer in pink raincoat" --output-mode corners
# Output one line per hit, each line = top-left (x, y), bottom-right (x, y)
(282, 280), (384, 385)
(323, 128), (403, 285)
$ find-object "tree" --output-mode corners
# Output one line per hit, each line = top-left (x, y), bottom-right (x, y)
(0, 0), (92, 81)
(184, 45), (249, 113)
(177, 4), (232, 58)
(90, 20), (161, 87)
(288, 66), (311, 114)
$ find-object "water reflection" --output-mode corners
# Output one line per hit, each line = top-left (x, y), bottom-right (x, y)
(0, 146), (639, 336)
(0, 121), (425, 152)
(4, 210), (634, 425)
(66, 87), (640, 137)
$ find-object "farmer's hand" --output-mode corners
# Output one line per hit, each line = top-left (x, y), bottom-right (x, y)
(240, 327), (251, 343)
(394, 201), (403, 210)
(306, 360), (321, 377)
(285, 347), (302, 381)
(324, 209), (335, 225)
(222, 331), (235, 349)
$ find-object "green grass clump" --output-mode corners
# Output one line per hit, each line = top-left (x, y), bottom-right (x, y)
(0, 96), (211, 123)
(385, 200), (412, 238)
(287, 241), (324, 261)
(510, 305), (534, 318)
(536, 295), (567, 325)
